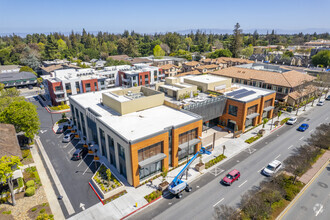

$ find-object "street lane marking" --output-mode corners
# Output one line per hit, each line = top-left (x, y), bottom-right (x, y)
(238, 180), (247, 188)
(258, 167), (264, 173)
(313, 203), (324, 216)
(213, 198), (224, 207)
(275, 154), (281, 160)
(299, 136), (304, 140)
(288, 145), (294, 149)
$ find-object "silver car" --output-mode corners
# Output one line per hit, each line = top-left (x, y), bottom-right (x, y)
(317, 101), (324, 106)
(263, 160), (282, 176)
(62, 133), (74, 143)
(286, 117), (297, 125)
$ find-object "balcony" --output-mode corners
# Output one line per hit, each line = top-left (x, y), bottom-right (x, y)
(55, 96), (68, 102)
(122, 78), (130, 83)
(158, 74), (165, 77)
(54, 90), (65, 95)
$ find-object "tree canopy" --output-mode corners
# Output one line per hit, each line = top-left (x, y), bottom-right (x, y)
(312, 50), (330, 67)
(153, 45), (165, 58)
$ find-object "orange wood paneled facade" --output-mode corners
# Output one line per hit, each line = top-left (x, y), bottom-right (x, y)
(220, 93), (276, 132)
(129, 119), (202, 187)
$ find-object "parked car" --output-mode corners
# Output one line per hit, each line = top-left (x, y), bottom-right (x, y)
(222, 169), (240, 186)
(262, 160), (282, 176)
(286, 117), (297, 125)
(56, 127), (64, 134)
(28, 85), (33, 90)
(297, 123), (309, 132)
(317, 101), (324, 106)
(72, 149), (84, 160)
(326, 95), (330, 100)
(62, 133), (74, 143)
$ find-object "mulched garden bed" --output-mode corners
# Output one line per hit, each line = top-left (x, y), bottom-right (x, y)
(27, 203), (53, 220)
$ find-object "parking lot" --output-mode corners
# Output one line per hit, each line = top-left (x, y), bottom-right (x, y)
(30, 97), (100, 218)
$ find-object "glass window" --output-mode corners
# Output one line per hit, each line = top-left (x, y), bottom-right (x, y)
(228, 105), (238, 116)
(247, 105), (257, 115)
(118, 143), (125, 160)
(65, 83), (71, 90)
(178, 129), (197, 145)
(264, 99), (272, 108)
(138, 142), (162, 161)
(94, 82), (97, 88)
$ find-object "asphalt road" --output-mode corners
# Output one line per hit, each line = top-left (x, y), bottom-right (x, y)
(131, 100), (330, 220)
(29, 97), (99, 218)
(283, 164), (330, 220)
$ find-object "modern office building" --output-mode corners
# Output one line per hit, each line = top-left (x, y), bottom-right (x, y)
(69, 86), (203, 187)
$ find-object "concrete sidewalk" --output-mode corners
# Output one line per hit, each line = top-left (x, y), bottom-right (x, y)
(69, 94), (327, 220)
(298, 150), (330, 184)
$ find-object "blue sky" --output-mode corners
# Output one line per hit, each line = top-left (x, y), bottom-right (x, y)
(1, 0), (329, 34)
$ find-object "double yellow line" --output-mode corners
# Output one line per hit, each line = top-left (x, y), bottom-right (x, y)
(277, 159), (330, 220)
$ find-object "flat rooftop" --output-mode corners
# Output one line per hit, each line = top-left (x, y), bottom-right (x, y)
(70, 89), (201, 141)
(185, 74), (230, 84)
(224, 84), (275, 102)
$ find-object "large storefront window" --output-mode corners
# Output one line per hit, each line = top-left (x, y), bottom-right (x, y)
(138, 142), (162, 161)
(247, 105), (257, 116)
(107, 135), (116, 167)
(99, 128), (107, 160)
(87, 116), (98, 144)
(118, 143), (126, 178)
(178, 128), (197, 145)
(264, 99), (272, 108)
(178, 144), (195, 161)
(228, 105), (238, 116)
(139, 161), (161, 180)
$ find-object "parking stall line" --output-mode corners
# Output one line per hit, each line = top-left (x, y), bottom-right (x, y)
(258, 167), (264, 173)
(299, 136), (304, 140)
(63, 143), (71, 148)
(77, 155), (88, 167)
(275, 154), (281, 160)
(238, 180), (247, 188)
(309, 129), (314, 133)
(288, 145), (294, 149)
(83, 160), (94, 175)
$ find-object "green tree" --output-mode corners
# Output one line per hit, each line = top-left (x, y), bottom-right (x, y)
(57, 39), (68, 53)
(20, 46), (41, 70)
(207, 49), (232, 58)
(0, 156), (23, 206)
(241, 44), (254, 59)
(44, 35), (58, 60)
(19, 66), (37, 76)
(153, 45), (165, 58)
(284, 51), (294, 57)
(312, 50), (330, 67)
(0, 100), (40, 139)
(231, 23), (243, 58)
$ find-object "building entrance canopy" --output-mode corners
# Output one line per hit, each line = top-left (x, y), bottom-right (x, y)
(178, 138), (201, 151)
(246, 112), (260, 120)
(138, 153), (167, 168)
(263, 106), (274, 112)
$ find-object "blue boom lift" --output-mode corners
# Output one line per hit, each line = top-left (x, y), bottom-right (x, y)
(168, 147), (211, 198)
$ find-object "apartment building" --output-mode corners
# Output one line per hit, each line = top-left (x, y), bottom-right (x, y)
(118, 64), (163, 87)
(69, 87), (203, 187)
(42, 66), (131, 105)
(159, 64), (179, 77)
(211, 63), (315, 101)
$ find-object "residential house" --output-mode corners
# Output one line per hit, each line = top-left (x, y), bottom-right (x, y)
(182, 61), (200, 72)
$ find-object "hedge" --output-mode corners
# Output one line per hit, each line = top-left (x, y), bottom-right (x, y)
(25, 187), (35, 197)
(245, 134), (263, 144)
(49, 104), (70, 111)
(280, 117), (290, 125)
(144, 190), (162, 203)
(205, 154), (227, 169)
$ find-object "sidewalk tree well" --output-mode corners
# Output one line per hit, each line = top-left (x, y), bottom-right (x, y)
(0, 156), (23, 206)
(0, 100), (40, 140)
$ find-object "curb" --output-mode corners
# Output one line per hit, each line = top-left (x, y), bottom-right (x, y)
(121, 196), (162, 220)
(276, 159), (330, 220)
(89, 182), (105, 205)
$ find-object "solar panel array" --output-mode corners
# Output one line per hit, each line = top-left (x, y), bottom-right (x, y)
(226, 89), (248, 97)
(233, 90), (256, 99)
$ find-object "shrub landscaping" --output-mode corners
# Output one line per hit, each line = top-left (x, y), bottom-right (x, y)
(49, 104), (70, 111)
(103, 190), (127, 204)
(21, 149), (34, 165)
(93, 164), (121, 193)
(23, 166), (41, 188)
(28, 203), (53, 220)
(280, 117), (290, 125)
(205, 154), (226, 169)
(144, 190), (162, 203)
(25, 187), (35, 197)
(56, 118), (69, 124)
(245, 134), (263, 144)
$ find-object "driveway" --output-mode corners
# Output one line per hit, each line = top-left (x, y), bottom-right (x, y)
(30, 96), (99, 218)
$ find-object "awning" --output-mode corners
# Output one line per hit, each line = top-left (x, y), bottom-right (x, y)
(246, 113), (260, 120)
(178, 138), (201, 151)
(138, 153), (167, 168)
(263, 106), (274, 112)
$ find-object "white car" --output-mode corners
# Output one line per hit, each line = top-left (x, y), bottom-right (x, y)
(263, 160), (282, 176)
(62, 133), (74, 143)
(286, 117), (297, 125)
(317, 101), (324, 106)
